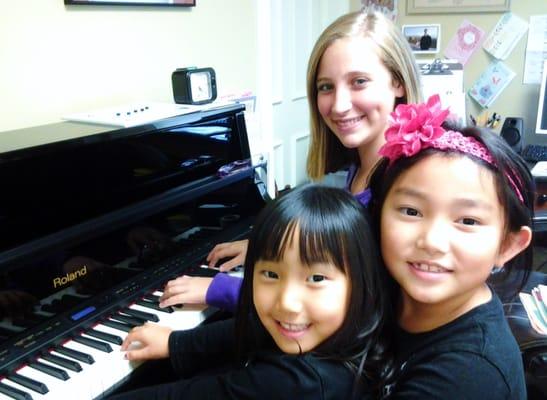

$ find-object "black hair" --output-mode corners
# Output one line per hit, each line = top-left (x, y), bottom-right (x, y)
(368, 122), (535, 299)
(234, 183), (393, 389)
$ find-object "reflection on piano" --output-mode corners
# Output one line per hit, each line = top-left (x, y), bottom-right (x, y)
(0, 104), (267, 399)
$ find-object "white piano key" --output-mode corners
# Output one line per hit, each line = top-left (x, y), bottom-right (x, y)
(12, 365), (72, 399)
(37, 357), (90, 400)
(3, 296), (216, 400)
(50, 347), (105, 400)
(63, 337), (139, 398)
(134, 293), (213, 330)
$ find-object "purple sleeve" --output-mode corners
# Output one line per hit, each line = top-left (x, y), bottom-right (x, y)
(205, 273), (243, 313)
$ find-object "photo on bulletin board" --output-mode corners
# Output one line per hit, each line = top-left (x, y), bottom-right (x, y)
(402, 24), (441, 54)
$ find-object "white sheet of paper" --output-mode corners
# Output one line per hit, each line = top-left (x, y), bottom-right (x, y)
(483, 13), (528, 60)
(523, 14), (547, 84)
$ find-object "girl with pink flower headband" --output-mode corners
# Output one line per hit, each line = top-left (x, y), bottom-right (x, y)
(368, 95), (534, 399)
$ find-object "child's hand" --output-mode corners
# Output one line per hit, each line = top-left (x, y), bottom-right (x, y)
(159, 275), (213, 307)
(206, 239), (249, 271)
(121, 323), (172, 361)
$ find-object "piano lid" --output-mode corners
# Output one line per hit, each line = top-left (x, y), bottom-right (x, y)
(0, 103), (252, 265)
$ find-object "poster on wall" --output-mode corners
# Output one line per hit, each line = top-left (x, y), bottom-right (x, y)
(468, 60), (515, 108)
(483, 12), (528, 60)
(444, 20), (485, 66)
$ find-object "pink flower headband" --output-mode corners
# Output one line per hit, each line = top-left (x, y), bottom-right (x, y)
(378, 95), (524, 203)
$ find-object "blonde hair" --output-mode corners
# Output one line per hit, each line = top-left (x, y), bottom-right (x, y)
(306, 11), (422, 180)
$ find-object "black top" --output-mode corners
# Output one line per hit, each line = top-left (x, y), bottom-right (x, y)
(419, 34), (432, 50)
(382, 292), (526, 399)
(109, 318), (362, 400)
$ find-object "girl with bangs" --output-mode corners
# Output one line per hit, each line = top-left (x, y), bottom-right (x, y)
(108, 184), (392, 400)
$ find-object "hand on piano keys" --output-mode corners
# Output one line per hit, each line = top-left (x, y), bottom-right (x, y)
(0, 289), (214, 400)
(205, 239), (248, 272)
(120, 323), (172, 361)
(159, 275), (214, 308)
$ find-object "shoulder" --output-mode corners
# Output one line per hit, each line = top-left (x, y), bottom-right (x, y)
(388, 296), (525, 399)
(385, 351), (520, 399)
(241, 352), (357, 399)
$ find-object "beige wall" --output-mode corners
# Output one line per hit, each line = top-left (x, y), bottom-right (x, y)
(397, 1), (547, 144)
(0, 0), (257, 132)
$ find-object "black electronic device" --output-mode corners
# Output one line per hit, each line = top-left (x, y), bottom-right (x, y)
(522, 144), (547, 163)
(172, 67), (217, 105)
(500, 117), (524, 154)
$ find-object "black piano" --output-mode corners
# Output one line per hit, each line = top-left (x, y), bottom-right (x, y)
(0, 104), (268, 399)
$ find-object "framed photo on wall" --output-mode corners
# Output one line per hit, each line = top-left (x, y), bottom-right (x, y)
(407, 0), (510, 14)
(402, 24), (441, 54)
(64, 0), (195, 6)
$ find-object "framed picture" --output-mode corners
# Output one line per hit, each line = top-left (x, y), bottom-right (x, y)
(407, 0), (510, 14)
(64, 0), (195, 6)
(402, 24), (441, 54)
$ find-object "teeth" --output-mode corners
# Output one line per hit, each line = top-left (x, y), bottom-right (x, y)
(280, 322), (309, 331)
(336, 116), (362, 127)
(413, 263), (445, 273)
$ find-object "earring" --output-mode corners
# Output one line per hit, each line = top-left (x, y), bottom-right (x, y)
(491, 265), (504, 274)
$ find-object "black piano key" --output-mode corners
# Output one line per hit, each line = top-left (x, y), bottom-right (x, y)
(72, 335), (112, 353)
(101, 319), (133, 333)
(85, 328), (123, 345)
(0, 381), (33, 400)
(7, 373), (48, 395)
(136, 299), (174, 313)
(111, 313), (147, 326)
(29, 361), (70, 381)
(121, 307), (159, 322)
(142, 293), (161, 302)
(41, 353), (82, 372)
(55, 345), (95, 364)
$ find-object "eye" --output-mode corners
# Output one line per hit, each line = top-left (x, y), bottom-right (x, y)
(458, 217), (480, 226)
(399, 207), (421, 217)
(306, 274), (326, 283)
(317, 82), (333, 92)
(261, 270), (278, 279)
(353, 77), (369, 87)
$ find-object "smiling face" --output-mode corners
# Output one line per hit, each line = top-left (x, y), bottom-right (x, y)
(380, 154), (512, 322)
(316, 37), (405, 153)
(253, 229), (349, 354)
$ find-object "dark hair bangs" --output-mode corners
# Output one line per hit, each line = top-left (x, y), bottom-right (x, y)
(251, 201), (351, 274)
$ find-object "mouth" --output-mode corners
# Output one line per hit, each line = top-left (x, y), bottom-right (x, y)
(409, 262), (451, 274)
(275, 321), (311, 338)
(333, 116), (364, 130)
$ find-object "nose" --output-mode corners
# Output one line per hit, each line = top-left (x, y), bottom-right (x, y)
(416, 218), (450, 255)
(277, 283), (303, 314)
(332, 87), (352, 114)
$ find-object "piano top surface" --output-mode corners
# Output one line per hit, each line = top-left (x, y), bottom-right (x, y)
(0, 103), (243, 157)
(0, 121), (111, 154)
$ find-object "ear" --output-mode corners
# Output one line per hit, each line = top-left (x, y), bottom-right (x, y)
(495, 226), (532, 267)
(392, 79), (405, 99)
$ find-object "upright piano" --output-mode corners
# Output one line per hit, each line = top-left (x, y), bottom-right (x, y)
(0, 104), (268, 399)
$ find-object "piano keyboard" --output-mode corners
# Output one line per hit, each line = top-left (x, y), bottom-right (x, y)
(0, 289), (216, 400)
